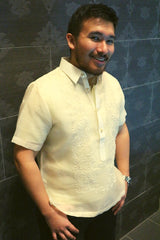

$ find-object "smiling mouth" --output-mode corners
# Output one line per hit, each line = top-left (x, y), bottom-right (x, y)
(95, 57), (106, 62)
(92, 56), (109, 64)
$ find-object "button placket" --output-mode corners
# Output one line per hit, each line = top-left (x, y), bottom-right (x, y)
(81, 73), (106, 162)
(81, 73), (96, 110)
(81, 73), (90, 93)
(95, 81), (106, 162)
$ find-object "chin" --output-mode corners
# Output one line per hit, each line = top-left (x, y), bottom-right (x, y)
(90, 68), (105, 75)
(81, 64), (105, 75)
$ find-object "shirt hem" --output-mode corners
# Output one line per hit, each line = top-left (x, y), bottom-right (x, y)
(49, 191), (125, 218)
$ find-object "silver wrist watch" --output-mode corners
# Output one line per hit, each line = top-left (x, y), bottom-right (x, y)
(124, 175), (132, 185)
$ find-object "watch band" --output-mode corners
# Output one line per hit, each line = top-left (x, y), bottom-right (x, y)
(124, 175), (131, 185)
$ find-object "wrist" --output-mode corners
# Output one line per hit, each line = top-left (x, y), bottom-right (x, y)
(41, 201), (55, 217)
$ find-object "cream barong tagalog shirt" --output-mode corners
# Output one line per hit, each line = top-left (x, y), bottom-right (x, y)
(12, 57), (127, 217)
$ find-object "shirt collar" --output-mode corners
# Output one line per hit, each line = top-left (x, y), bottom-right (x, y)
(59, 57), (102, 90)
(60, 57), (83, 84)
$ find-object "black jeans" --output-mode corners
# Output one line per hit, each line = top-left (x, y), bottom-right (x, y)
(37, 209), (116, 240)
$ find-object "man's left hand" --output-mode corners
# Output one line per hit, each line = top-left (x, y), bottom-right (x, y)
(112, 182), (128, 215)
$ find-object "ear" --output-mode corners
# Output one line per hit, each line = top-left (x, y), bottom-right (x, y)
(66, 33), (76, 50)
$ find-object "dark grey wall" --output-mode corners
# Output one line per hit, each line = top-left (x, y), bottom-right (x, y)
(0, 1), (160, 239)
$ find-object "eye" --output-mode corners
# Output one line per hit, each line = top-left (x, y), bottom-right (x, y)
(106, 39), (115, 45)
(90, 36), (101, 42)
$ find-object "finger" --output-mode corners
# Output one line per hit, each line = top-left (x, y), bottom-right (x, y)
(114, 200), (125, 215)
(64, 229), (77, 240)
(113, 200), (123, 214)
(112, 205), (120, 215)
(112, 195), (126, 213)
(114, 206), (121, 215)
(68, 222), (79, 234)
(58, 232), (67, 240)
(52, 232), (58, 240)
(112, 201), (120, 212)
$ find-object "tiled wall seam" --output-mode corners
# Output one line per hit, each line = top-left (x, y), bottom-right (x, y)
(0, 114), (18, 121)
(0, 1), (159, 239)
(125, 185), (159, 207)
(49, 46), (53, 71)
(158, 0), (160, 34)
(0, 127), (5, 179)
(149, 82), (155, 123)
(0, 174), (17, 184)
(123, 80), (160, 91)
(116, 37), (160, 43)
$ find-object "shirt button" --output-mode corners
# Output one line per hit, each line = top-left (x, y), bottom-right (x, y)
(81, 73), (86, 78)
(100, 129), (103, 133)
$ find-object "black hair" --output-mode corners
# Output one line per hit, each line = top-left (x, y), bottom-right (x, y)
(67, 4), (118, 37)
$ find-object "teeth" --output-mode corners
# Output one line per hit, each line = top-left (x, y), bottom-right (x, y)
(94, 56), (107, 62)
(95, 57), (105, 61)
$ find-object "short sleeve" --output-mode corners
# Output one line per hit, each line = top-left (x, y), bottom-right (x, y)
(119, 89), (127, 127)
(12, 82), (52, 151)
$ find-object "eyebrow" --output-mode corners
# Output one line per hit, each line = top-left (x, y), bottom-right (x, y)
(89, 31), (116, 39)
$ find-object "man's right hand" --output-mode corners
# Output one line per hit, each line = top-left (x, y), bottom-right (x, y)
(14, 145), (79, 240)
(44, 205), (79, 240)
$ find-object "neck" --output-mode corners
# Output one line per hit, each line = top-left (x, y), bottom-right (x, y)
(88, 75), (97, 88)
(67, 57), (98, 88)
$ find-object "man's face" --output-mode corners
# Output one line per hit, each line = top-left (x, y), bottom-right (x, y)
(67, 18), (115, 75)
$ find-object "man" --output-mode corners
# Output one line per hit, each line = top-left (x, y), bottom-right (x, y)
(12, 4), (130, 240)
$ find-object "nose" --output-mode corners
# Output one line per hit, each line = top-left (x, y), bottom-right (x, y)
(96, 40), (108, 54)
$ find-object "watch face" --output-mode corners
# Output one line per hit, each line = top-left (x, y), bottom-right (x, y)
(125, 176), (131, 184)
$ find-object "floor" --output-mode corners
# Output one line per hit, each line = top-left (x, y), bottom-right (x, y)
(120, 209), (160, 240)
